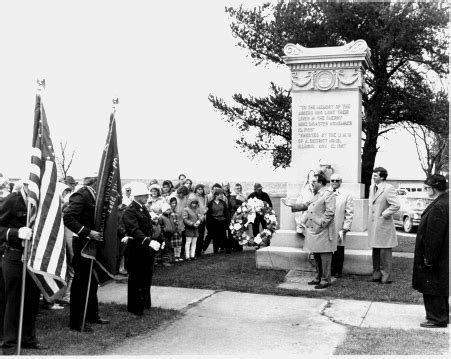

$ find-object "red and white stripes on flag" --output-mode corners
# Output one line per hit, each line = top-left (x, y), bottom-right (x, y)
(27, 94), (67, 301)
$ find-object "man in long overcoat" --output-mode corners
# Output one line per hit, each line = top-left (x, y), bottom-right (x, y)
(367, 167), (400, 284)
(283, 172), (336, 289)
(330, 173), (354, 278)
(412, 174), (449, 328)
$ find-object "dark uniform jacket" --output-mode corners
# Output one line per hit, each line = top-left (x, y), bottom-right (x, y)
(63, 186), (95, 238)
(412, 192), (449, 296)
(0, 192), (28, 250)
(123, 201), (157, 254)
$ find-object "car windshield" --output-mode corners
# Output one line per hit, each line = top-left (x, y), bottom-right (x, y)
(405, 198), (432, 210)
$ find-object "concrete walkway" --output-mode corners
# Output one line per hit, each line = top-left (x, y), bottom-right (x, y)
(97, 283), (448, 356)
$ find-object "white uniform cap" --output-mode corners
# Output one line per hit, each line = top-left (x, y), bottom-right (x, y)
(129, 181), (150, 197)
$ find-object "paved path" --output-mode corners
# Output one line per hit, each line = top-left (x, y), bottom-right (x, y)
(98, 283), (448, 356)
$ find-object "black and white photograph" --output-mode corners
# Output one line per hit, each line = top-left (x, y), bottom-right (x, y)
(0, 0), (448, 356)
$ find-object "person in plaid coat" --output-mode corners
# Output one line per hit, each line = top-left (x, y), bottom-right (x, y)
(169, 197), (183, 261)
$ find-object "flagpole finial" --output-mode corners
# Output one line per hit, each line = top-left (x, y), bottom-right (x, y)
(36, 79), (46, 92)
(112, 97), (119, 114)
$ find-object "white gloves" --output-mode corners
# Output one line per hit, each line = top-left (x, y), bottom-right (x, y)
(149, 240), (161, 251)
(18, 227), (33, 240)
(160, 241), (166, 250)
(121, 236), (130, 244)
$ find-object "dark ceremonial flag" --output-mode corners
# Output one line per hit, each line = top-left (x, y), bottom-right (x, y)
(82, 113), (121, 283)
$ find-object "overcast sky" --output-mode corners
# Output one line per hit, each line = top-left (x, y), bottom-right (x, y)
(0, 0), (425, 182)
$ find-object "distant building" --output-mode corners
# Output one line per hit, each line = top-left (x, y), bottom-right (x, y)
(386, 178), (425, 193)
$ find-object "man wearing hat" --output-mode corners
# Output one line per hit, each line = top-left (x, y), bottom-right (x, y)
(0, 179), (49, 353)
(63, 172), (109, 332)
(247, 183), (273, 237)
(123, 182), (161, 315)
(64, 176), (78, 192)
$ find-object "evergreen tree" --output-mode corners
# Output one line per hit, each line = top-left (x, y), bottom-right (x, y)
(208, 1), (448, 195)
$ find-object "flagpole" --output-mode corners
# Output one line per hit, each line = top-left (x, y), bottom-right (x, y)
(80, 96), (119, 332)
(81, 258), (94, 332)
(17, 79), (46, 355)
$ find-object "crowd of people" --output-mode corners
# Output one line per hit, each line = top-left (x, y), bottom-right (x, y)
(0, 167), (448, 353)
(0, 171), (274, 353)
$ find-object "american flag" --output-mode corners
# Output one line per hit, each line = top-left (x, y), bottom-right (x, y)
(27, 93), (67, 301)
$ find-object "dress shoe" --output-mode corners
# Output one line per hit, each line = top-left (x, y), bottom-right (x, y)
(314, 283), (331, 289)
(22, 343), (50, 350)
(89, 318), (110, 325)
(420, 321), (447, 328)
(70, 325), (94, 332)
(367, 278), (381, 283)
(308, 280), (321, 285)
(333, 273), (342, 278)
(379, 280), (393, 285)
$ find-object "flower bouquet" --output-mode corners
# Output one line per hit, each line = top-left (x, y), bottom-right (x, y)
(229, 199), (278, 247)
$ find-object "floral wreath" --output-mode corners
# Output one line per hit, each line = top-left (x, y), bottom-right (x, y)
(229, 197), (278, 247)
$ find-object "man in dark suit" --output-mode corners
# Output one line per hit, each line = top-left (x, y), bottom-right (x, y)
(63, 173), (109, 332)
(0, 180), (48, 354)
(412, 174), (449, 328)
(247, 183), (273, 237)
(123, 182), (161, 316)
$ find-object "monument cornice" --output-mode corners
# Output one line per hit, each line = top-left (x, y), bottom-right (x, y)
(283, 40), (372, 69)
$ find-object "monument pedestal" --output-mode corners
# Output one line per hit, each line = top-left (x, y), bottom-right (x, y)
(256, 229), (414, 275)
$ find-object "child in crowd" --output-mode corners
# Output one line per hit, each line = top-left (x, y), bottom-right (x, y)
(169, 197), (183, 262)
(159, 202), (177, 264)
(182, 194), (202, 260)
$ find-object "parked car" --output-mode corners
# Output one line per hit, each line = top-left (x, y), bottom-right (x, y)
(393, 193), (432, 233)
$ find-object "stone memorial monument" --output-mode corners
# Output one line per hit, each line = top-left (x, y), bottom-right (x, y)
(257, 40), (373, 274)
(280, 39), (371, 232)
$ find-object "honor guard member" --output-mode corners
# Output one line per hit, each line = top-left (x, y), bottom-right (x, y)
(63, 172), (109, 332)
(0, 179), (49, 354)
(0, 175), (10, 344)
(123, 182), (162, 316)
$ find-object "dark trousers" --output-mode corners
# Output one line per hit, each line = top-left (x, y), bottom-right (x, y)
(127, 250), (154, 316)
(332, 245), (345, 276)
(423, 294), (449, 325)
(180, 231), (187, 258)
(371, 248), (392, 282)
(313, 252), (332, 284)
(0, 253), (5, 342)
(195, 222), (206, 257)
(252, 214), (267, 236)
(205, 219), (228, 253)
(70, 237), (99, 329)
(2, 248), (41, 355)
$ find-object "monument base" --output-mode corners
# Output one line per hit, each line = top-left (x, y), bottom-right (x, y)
(258, 230), (414, 275)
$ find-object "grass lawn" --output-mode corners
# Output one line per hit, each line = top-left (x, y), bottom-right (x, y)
(394, 233), (416, 253)
(153, 249), (423, 304)
(335, 326), (449, 355)
(25, 303), (181, 355)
